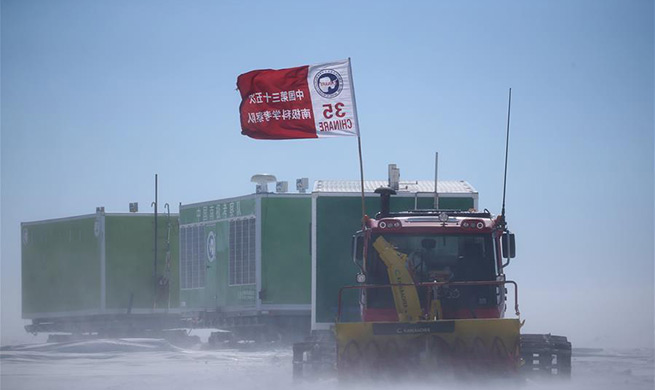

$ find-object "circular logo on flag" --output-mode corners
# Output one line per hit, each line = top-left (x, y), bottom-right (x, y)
(314, 69), (343, 98)
(206, 231), (216, 262)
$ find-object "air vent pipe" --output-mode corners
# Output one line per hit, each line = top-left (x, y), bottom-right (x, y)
(375, 187), (397, 218)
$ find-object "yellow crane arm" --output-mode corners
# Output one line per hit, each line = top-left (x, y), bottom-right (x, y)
(372, 236), (423, 322)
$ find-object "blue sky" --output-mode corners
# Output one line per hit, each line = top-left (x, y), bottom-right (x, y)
(1, 0), (653, 347)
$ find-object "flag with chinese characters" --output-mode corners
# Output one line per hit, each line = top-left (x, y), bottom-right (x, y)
(237, 59), (359, 139)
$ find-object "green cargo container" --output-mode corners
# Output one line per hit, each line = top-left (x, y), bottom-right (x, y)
(311, 180), (478, 331)
(21, 211), (179, 320)
(178, 194), (312, 325)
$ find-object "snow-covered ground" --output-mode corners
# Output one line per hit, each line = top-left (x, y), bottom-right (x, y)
(1, 339), (653, 390)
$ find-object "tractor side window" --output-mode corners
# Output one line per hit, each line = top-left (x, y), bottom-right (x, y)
(492, 236), (500, 276)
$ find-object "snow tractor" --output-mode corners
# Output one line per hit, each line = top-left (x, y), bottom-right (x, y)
(336, 187), (570, 378)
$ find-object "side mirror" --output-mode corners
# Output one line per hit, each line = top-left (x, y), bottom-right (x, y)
(501, 233), (516, 259)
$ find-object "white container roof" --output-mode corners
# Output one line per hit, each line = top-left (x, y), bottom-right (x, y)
(313, 180), (477, 194)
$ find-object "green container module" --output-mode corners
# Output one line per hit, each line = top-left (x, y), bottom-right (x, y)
(21, 211), (179, 328)
(178, 193), (312, 335)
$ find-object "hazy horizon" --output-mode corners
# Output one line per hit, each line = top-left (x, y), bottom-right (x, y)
(1, 0), (653, 351)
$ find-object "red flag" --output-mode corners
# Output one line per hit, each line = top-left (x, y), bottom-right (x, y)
(237, 59), (359, 140)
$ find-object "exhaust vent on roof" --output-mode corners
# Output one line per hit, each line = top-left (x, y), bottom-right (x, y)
(296, 178), (309, 193)
(388, 164), (400, 190)
(276, 181), (288, 193)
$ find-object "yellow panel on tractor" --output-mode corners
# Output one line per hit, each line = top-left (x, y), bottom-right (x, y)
(336, 318), (521, 378)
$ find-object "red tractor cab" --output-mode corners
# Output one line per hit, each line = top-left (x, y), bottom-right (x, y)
(352, 187), (516, 323)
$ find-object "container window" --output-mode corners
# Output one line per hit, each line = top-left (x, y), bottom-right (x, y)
(180, 224), (206, 289)
(229, 217), (256, 286)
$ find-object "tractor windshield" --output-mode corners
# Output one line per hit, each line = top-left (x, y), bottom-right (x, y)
(365, 233), (499, 313)
(368, 234), (497, 283)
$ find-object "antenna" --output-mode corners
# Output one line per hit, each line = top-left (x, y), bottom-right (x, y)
(500, 88), (512, 226)
(152, 174), (158, 308)
(434, 152), (439, 209)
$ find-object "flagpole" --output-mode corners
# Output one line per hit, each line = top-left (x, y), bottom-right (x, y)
(348, 58), (366, 227)
(357, 136), (365, 224)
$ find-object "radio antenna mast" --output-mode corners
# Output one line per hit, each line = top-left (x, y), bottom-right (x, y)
(500, 88), (512, 226)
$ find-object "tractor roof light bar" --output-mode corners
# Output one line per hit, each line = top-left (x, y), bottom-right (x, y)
(386, 210), (493, 219)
